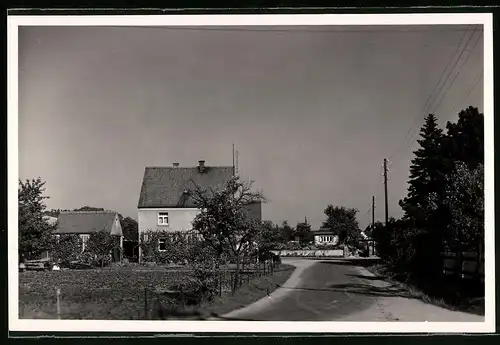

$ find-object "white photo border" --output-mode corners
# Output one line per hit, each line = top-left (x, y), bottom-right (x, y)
(7, 12), (495, 334)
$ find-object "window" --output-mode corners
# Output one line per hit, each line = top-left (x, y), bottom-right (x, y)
(80, 234), (90, 252)
(158, 238), (167, 251)
(158, 212), (169, 225)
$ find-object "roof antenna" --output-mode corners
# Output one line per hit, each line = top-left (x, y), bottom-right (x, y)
(235, 150), (239, 175)
(232, 143), (235, 176)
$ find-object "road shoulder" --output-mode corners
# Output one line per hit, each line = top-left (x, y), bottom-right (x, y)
(220, 259), (318, 319)
(338, 266), (485, 322)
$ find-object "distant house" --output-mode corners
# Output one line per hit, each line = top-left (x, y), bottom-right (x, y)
(137, 160), (262, 262)
(54, 211), (124, 254)
(43, 215), (58, 226)
(313, 227), (340, 247)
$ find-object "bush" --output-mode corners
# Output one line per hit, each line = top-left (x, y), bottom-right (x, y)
(140, 230), (191, 265)
(50, 234), (82, 266)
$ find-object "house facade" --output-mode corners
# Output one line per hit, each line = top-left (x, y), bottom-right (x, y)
(54, 211), (124, 254)
(137, 160), (262, 262)
(313, 228), (340, 247)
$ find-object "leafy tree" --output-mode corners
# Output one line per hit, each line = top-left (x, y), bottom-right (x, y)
(444, 106), (484, 171)
(278, 220), (295, 243)
(256, 220), (281, 253)
(121, 216), (139, 242)
(74, 206), (105, 212)
(431, 162), (484, 254)
(322, 205), (360, 245)
(50, 234), (81, 266)
(86, 229), (120, 267)
(18, 178), (57, 261)
(294, 221), (313, 246)
(190, 176), (266, 292)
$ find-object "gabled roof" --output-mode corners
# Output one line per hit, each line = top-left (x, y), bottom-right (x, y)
(138, 166), (234, 208)
(55, 211), (121, 235)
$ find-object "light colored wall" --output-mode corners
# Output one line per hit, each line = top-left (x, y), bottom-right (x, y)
(314, 234), (339, 246)
(138, 208), (201, 238)
(271, 249), (344, 257)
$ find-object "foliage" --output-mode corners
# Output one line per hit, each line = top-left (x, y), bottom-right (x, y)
(322, 205), (360, 244)
(189, 176), (266, 290)
(278, 220), (295, 243)
(183, 239), (221, 301)
(86, 229), (120, 267)
(139, 230), (190, 264)
(50, 234), (82, 265)
(399, 114), (449, 228)
(433, 162), (484, 252)
(294, 221), (313, 245)
(74, 206), (105, 212)
(380, 107), (484, 284)
(444, 106), (484, 171)
(18, 178), (57, 261)
(121, 217), (139, 242)
(256, 220), (281, 252)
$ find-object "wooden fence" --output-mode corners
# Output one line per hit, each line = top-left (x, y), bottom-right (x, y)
(442, 251), (484, 283)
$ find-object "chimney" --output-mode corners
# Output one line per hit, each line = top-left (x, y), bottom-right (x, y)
(198, 160), (206, 173)
(173, 162), (179, 168)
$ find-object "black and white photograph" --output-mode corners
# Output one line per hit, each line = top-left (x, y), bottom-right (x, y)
(8, 13), (494, 333)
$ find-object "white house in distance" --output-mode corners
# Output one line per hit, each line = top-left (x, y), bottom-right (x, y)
(137, 160), (262, 262)
(313, 227), (340, 247)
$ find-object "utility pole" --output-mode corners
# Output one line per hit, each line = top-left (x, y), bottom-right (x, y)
(372, 196), (375, 230)
(232, 144), (235, 176)
(383, 158), (389, 225)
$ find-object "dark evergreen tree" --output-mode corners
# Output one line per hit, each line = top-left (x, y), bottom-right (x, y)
(294, 221), (313, 246)
(399, 114), (447, 227)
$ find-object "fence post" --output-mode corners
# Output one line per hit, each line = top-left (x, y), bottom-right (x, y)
(144, 287), (148, 319)
(219, 271), (222, 297)
(56, 288), (61, 320)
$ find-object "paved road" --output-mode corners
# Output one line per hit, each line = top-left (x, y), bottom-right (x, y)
(220, 258), (382, 321)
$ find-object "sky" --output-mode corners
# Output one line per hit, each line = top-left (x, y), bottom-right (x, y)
(18, 24), (484, 230)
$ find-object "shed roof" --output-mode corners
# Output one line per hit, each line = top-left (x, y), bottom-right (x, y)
(55, 211), (121, 235)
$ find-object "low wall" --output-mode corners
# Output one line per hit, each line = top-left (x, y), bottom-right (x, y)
(271, 249), (344, 257)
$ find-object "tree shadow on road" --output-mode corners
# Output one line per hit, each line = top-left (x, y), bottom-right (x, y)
(344, 273), (386, 281)
(326, 282), (421, 300)
(274, 283), (420, 300)
(318, 259), (381, 268)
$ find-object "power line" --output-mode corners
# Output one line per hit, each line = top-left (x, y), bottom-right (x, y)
(387, 29), (470, 162)
(390, 29), (476, 163)
(123, 25), (479, 34)
(460, 71), (483, 109)
(432, 30), (482, 115)
(390, 26), (480, 166)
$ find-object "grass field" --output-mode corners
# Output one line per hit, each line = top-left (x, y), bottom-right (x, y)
(19, 264), (295, 320)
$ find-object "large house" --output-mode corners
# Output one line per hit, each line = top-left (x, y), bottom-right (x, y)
(54, 211), (124, 254)
(137, 160), (262, 261)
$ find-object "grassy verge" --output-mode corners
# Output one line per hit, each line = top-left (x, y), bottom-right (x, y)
(19, 264), (295, 320)
(366, 263), (484, 316)
(202, 264), (295, 317)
